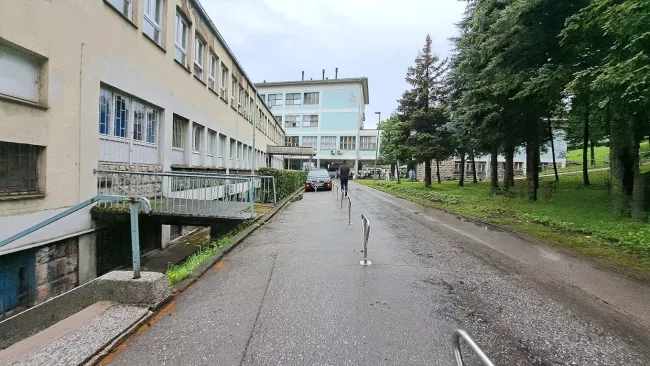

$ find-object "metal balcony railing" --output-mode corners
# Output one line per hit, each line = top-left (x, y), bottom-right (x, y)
(94, 170), (265, 219)
(165, 171), (277, 204)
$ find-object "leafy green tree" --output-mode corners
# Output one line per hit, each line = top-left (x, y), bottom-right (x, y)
(564, 0), (649, 220)
(397, 35), (450, 187)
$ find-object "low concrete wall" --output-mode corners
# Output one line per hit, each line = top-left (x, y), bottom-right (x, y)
(0, 271), (171, 350)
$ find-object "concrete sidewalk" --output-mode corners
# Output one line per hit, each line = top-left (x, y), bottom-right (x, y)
(105, 182), (650, 365)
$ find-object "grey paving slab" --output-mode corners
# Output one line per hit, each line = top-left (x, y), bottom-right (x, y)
(107, 182), (650, 366)
(5, 303), (148, 366)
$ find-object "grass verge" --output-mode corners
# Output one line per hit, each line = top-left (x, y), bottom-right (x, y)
(165, 222), (249, 285)
(357, 168), (650, 277)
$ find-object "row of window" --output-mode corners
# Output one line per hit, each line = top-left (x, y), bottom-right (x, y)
(277, 115), (319, 129)
(260, 92), (320, 107)
(105, 0), (280, 144)
(100, 86), (266, 164)
(284, 136), (377, 151)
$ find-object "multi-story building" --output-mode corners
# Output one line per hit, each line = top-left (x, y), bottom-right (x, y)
(0, 0), (283, 317)
(255, 76), (376, 173)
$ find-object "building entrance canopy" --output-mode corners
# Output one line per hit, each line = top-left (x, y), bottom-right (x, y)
(267, 146), (315, 156)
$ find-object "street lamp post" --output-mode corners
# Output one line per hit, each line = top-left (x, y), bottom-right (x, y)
(373, 111), (381, 182)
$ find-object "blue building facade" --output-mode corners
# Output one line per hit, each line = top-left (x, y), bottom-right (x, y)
(255, 78), (375, 173)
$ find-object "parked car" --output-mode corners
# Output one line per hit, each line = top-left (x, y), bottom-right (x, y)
(305, 169), (333, 192)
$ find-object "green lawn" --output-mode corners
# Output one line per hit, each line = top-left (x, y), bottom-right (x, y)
(565, 141), (650, 164)
(357, 169), (650, 275)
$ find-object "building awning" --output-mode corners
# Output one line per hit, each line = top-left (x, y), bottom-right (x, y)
(267, 146), (315, 156)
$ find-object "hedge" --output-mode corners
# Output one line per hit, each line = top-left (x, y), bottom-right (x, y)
(257, 168), (307, 202)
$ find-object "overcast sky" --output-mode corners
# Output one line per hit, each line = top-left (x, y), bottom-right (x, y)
(202, 0), (468, 128)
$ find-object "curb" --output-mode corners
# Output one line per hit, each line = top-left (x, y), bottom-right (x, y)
(172, 186), (305, 293)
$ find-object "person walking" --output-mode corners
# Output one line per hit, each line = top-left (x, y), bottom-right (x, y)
(408, 169), (415, 182)
(385, 170), (391, 181)
(339, 161), (350, 196)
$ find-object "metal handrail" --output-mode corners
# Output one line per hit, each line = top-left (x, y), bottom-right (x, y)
(0, 195), (150, 279)
(347, 197), (352, 225)
(452, 329), (494, 366)
(360, 214), (371, 265)
(94, 169), (250, 181)
(94, 169), (257, 218)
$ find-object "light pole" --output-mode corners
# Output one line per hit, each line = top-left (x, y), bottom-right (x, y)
(373, 111), (381, 182)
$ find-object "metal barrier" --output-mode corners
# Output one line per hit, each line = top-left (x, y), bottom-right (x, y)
(340, 187), (344, 209)
(0, 195), (150, 279)
(347, 197), (352, 225)
(360, 214), (371, 265)
(452, 329), (494, 366)
(165, 171), (277, 204)
(95, 170), (256, 219)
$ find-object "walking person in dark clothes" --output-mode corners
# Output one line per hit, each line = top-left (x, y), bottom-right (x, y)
(339, 161), (350, 196)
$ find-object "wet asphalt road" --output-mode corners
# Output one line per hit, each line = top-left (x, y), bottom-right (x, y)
(108, 182), (650, 365)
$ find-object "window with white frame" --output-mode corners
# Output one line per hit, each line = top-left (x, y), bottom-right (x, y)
(229, 139), (236, 159)
(231, 78), (237, 105)
(208, 54), (217, 89)
(302, 136), (317, 149)
(218, 134), (226, 157)
(285, 115), (299, 128)
(304, 92), (319, 105)
(194, 36), (205, 79)
(113, 94), (129, 138)
(107, 0), (133, 19)
(220, 64), (228, 98)
(236, 142), (242, 159)
(0, 42), (42, 104)
(259, 94), (266, 103)
(244, 91), (249, 115)
(285, 136), (299, 147)
(285, 93), (301, 105)
(192, 123), (204, 152)
(238, 84), (243, 112)
(242, 144), (248, 162)
(174, 13), (189, 66)
(172, 117), (187, 149)
(302, 115), (318, 127)
(132, 100), (159, 144)
(143, 0), (163, 45)
(359, 136), (377, 151)
(99, 86), (160, 144)
(340, 136), (356, 150)
(274, 116), (282, 125)
(320, 136), (337, 150)
(207, 130), (216, 155)
(248, 147), (252, 162)
(267, 93), (283, 106)
(249, 96), (254, 120)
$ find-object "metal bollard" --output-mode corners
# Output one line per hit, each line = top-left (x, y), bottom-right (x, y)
(340, 189), (344, 209)
(348, 197), (352, 225)
(360, 214), (371, 265)
(452, 329), (494, 366)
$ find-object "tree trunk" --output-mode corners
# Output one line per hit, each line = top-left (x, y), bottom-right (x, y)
(490, 148), (499, 193)
(396, 159), (401, 184)
(471, 150), (478, 183)
(610, 109), (646, 221)
(504, 145), (515, 190)
(590, 140), (596, 166)
(526, 141), (540, 201)
(548, 117), (559, 182)
(436, 159), (441, 184)
(424, 159), (432, 187)
(583, 92), (591, 186)
(459, 150), (466, 187)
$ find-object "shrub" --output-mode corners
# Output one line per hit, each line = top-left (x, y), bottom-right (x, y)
(257, 168), (307, 201)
